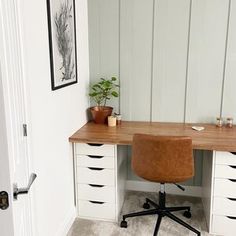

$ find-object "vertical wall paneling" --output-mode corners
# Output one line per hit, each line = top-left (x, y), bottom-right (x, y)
(185, 0), (229, 123)
(183, 0), (193, 122)
(152, 0), (190, 122)
(149, 0), (156, 121)
(120, 0), (153, 121)
(88, 0), (119, 111)
(87, 0), (234, 187)
(193, 150), (203, 186)
(127, 147), (143, 181)
(220, 0), (231, 117)
(222, 1), (236, 120)
(118, 0), (121, 114)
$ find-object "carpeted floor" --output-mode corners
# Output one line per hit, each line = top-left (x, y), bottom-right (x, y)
(67, 191), (212, 236)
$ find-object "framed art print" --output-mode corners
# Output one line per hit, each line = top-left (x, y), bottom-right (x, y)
(46, 0), (78, 90)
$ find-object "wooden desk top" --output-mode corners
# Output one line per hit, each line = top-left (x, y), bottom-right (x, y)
(69, 121), (236, 152)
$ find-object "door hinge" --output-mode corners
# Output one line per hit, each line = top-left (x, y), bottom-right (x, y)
(23, 124), (27, 136)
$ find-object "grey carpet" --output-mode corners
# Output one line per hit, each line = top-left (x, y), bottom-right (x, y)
(67, 191), (213, 236)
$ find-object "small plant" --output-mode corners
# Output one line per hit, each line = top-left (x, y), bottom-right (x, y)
(89, 77), (119, 107)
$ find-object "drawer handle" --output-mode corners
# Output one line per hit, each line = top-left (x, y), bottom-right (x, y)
(89, 200), (105, 204)
(229, 165), (236, 169)
(89, 184), (104, 188)
(228, 198), (236, 201)
(87, 155), (104, 159)
(88, 167), (104, 171)
(229, 179), (236, 182)
(227, 216), (236, 220)
(230, 152), (236, 155)
(87, 143), (103, 147)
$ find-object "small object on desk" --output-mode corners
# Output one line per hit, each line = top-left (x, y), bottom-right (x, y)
(226, 117), (233, 128)
(115, 113), (122, 125)
(192, 126), (205, 131)
(108, 116), (117, 127)
(216, 117), (223, 127)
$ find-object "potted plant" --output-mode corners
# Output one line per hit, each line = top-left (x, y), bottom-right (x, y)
(89, 77), (119, 124)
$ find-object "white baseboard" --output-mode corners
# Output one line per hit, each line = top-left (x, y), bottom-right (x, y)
(56, 207), (76, 236)
(126, 180), (202, 197)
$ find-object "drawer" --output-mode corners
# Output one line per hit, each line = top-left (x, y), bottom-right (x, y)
(78, 200), (116, 220)
(77, 155), (114, 169)
(76, 143), (115, 156)
(214, 178), (236, 198)
(212, 215), (236, 236)
(216, 151), (236, 165)
(215, 164), (236, 179)
(77, 167), (115, 186)
(77, 184), (115, 203)
(213, 196), (236, 216)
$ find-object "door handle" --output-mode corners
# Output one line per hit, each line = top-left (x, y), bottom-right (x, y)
(13, 173), (37, 200)
(87, 155), (104, 159)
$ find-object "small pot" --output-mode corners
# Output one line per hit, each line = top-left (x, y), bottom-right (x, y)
(90, 106), (113, 124)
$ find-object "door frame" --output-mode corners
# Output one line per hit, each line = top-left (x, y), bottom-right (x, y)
(0, 0), (34, 235)
(0, 64), (15, 236)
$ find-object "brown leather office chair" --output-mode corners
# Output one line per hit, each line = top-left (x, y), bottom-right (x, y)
(120, 134), (201, 236)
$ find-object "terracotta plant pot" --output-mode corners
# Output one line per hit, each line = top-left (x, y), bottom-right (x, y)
(90, 106), (113, 124)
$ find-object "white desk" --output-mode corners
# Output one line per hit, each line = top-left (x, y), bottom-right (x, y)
(69, 121), (236, 235)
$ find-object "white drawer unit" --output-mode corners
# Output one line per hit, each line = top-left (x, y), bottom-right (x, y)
(213, 196), (236, 216)
(78, 200), (116, 221)
(77, 167), (115, 186)
(203, 151), (236, 236)
(77, 184), (115, 203)
(76, 143), (115, 156)
(215, 151), (236, 165)
(215, 164), (236, 179)
(212, 215), (236, 236)
(214, 178), (236, 198)
(74, 143), (127, 222)
(77, 154), (115, 169)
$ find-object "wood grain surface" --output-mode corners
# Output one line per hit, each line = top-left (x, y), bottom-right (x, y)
(69, 121), (236, 152)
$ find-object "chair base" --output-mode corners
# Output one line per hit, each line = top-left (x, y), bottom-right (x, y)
(120, 191), (201, 236)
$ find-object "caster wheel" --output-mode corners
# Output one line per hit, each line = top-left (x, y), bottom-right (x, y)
(143, 202), (150, 209)
(120, 220), (127, 228)
(183, 211), (191, 219)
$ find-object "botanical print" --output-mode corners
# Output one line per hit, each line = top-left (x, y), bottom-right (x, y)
(47, 0), (77, 90)
(55, 0), (75, 81)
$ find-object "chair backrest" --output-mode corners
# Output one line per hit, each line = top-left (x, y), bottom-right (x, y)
(132, 134), (194, 183)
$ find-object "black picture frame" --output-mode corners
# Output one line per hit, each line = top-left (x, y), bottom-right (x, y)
(46, 0), (78, 91)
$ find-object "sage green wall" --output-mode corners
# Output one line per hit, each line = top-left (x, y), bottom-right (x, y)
(88, 0), (236, 186)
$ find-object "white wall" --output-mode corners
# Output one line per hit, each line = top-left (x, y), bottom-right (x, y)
(19, 0), (89, 235)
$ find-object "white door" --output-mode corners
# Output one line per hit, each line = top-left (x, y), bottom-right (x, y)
(0, 1), (35, 236)
(0, 64), (15, 236)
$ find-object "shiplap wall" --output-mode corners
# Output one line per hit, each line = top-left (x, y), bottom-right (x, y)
(88, 0), (236, 185)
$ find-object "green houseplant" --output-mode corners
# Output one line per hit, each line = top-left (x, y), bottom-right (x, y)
(89, 77), (119, 124)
